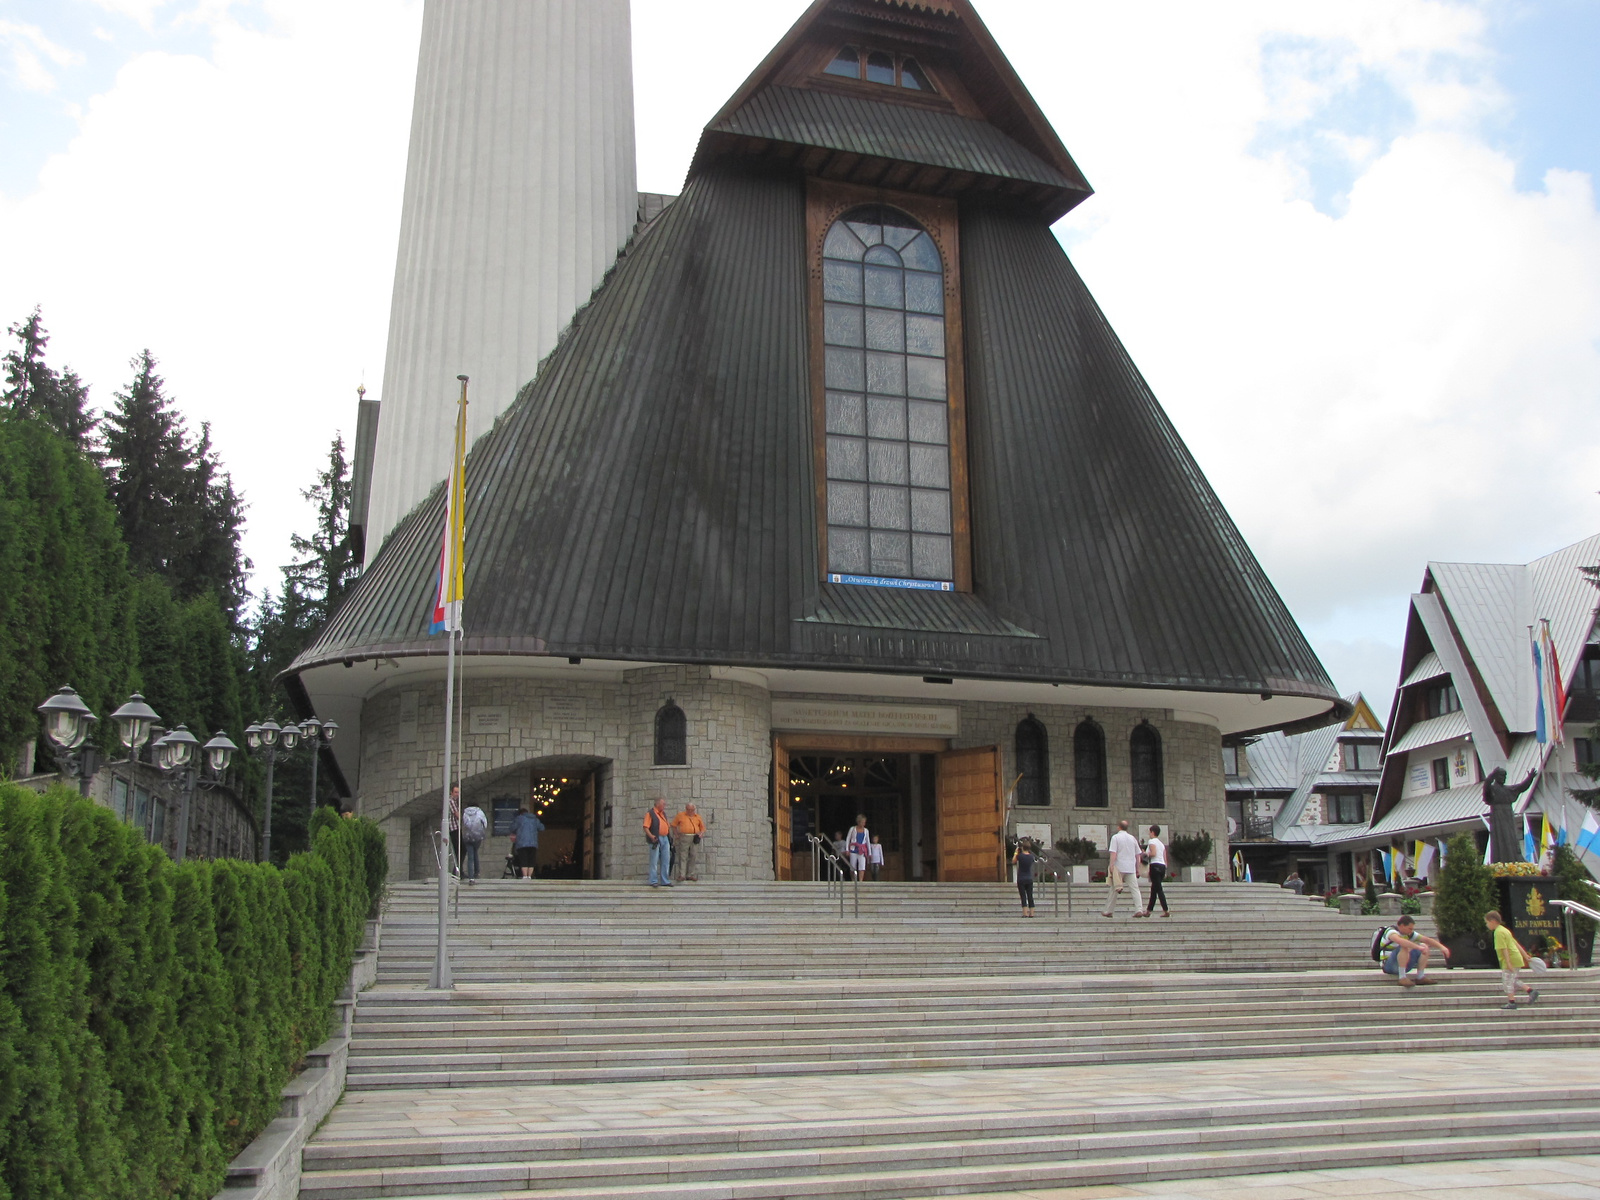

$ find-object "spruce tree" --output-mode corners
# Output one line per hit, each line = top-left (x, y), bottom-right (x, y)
(3, 309), (98, 450)
(101, 352), (249, 624)
(283, 434), (357, 627)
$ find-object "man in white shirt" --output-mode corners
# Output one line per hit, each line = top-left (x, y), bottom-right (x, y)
(1138, 825), (1170, 918)
(1102, 820), (1143, 918)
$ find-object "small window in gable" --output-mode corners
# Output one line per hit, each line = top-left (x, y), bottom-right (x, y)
(1015, 715), (1049, 807)
(654, 700), (687, 766)
(825, 45), (860, 78)
(900, 57), (932, 90)
(820, 46), (937, 93)
(865, 50), (896, 85)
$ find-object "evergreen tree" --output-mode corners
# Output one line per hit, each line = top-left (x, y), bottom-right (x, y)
(0, 417), (136, 770)
(282, 434), (356, 628)
(3, 309), (98, 450)
(100, 352), (250, 625)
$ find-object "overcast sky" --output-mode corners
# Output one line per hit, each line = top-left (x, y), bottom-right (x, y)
(2, 0), (1597, 721)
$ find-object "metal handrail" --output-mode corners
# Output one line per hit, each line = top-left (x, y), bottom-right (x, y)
(807, 834), (857, 918)
(1550, 899), (1599, 973)
(1551, 898), (1600, 923)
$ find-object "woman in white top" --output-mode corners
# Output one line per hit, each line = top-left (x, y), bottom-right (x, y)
(845, 815), (871, 880)
(1138, 825), (1171, 918)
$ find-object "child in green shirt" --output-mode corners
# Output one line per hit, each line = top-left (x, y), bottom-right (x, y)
(1485, 910), (1539, 1010)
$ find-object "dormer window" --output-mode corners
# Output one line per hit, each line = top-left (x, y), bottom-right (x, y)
(822, 45), (936, 92)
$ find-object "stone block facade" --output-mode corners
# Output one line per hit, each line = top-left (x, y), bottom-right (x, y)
(357, 666), (773, 882)
(356, 666), (1227, 882)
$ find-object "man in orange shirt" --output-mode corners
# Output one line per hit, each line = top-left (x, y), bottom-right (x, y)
(643, 797), (673, 887)
(671, 802), (706, 882)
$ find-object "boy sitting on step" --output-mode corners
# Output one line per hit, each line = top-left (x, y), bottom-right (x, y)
(1379, 915), (1448, 986)
(1486, 910), (1540, 1010)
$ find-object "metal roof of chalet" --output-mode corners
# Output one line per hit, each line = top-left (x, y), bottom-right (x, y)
(696, 86), (1088, 221)
(293, 164), (1337, 704)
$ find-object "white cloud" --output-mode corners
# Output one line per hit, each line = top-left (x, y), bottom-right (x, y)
(1000, 0), (1600, 704)
(0, 19), (81, 93)
(0, 0), (423, 592)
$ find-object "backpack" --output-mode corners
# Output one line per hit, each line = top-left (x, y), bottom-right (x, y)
(1370, 926), (1396, 963)
(461, 806), (488, 843)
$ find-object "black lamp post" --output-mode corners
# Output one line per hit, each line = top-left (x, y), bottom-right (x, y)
(297, 717), (339, 818)
(35, 686), (97, 793)
(153, 725), (200, 861)
(244, 718), (300, 863)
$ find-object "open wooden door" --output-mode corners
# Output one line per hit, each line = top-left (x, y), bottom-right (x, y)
(580, 774), (596, 879)
(936, 745), (1003, 881)
(773, 741), (792, 880)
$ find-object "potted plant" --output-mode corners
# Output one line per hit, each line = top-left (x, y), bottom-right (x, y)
(1167, 832), (1213, 883)
(1053, 836), (1100, 885)
(1433, 831), (1494, 968)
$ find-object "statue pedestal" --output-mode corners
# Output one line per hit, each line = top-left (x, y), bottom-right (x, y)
(1498, 877), (1587, 965)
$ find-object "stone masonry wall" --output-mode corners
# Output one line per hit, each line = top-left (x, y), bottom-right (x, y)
(357, 667), (774, 882)
(358, 667), (1225, 882)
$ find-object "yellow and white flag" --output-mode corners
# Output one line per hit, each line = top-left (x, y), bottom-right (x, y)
(429, 380), (468, 634)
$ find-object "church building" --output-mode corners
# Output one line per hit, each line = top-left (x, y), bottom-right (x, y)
(290, 0), (1343, 884)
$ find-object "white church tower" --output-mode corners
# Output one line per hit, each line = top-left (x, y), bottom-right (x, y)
(362, 0), (637, 559)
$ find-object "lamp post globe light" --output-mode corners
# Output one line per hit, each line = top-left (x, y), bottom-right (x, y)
(111, 693), (160, 755)
(152, 725), (200, 862)
(300, 717), (338, 818)
(244, 718), (305, 863)
(35, 685), (98, 793)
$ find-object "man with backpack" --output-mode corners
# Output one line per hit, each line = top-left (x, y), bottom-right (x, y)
(1374, 914), (1449, 986)
(460, 798), (488, 884)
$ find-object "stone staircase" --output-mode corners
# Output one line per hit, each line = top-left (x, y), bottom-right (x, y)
(294, 880), (1600, 1200)
(372, 878), (1404, 984)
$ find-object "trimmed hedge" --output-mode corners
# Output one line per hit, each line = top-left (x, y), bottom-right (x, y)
(0, 784), (387, 1200)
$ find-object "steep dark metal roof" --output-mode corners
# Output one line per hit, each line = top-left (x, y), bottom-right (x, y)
(695, 86), (1088, 220)
(293, 163), (1336, 710)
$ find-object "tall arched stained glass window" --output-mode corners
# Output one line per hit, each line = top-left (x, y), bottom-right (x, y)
(1074, 719), (1107, 808)
(1130, 722), (1164, 809)
(821, 205), (953, 584)
(1015, 715), (1049, 807)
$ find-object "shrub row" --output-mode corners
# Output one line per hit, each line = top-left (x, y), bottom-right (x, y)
(0, 784), (387, 1200)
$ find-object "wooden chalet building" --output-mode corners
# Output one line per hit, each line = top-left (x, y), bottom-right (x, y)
(1364, 535), (1600, 872)
(290, 0), (1342, 884)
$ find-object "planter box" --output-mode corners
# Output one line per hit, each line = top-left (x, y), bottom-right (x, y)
(1183, 866), (1206, 884)
(1440, 933), (1491, 969)
(1069, 865), (1089, 884)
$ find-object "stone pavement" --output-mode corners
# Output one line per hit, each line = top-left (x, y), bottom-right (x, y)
(316, 1049), (1597, 1142)
(929, 1155), (1600, 1199)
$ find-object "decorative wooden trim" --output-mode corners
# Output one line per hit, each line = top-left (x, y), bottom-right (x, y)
(775, 732), (951, 753)
(804, 177), (972, 592)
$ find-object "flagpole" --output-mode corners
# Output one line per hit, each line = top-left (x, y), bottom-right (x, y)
(430, 375), (469, 990)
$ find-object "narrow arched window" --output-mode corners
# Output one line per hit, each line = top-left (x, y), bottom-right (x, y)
(1073, 719), (1106, 808)
(1015, 716), (1049, 807)
(1131, 722), (1163, 808)
(821, 205), (952, 584)
(654, 701), (686, 766)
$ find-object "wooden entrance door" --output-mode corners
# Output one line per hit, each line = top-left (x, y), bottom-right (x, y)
(936, 746), (1002, 882)
(773, 742), (792, 880)
(580, 774), (596, 879)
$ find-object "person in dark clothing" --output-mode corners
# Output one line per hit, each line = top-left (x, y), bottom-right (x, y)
(1137, 825), (1171, 918)
(1013, 838), (1037, 917)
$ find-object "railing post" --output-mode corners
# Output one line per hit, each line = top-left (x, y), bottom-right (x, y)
(1568, 910), (1577, 973)
(853, 866), (860, 918)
